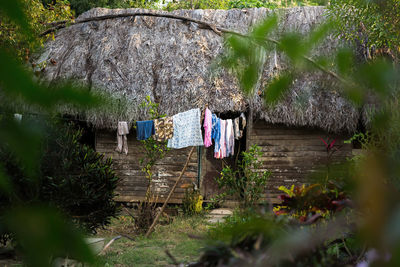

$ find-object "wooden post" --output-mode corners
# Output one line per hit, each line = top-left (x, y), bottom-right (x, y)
(145, 146), (196, 237)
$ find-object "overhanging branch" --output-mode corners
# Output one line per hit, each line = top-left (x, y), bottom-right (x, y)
(39, 12), (231, 37)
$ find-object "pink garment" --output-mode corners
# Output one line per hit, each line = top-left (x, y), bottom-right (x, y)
(225, 119), (234, 157)
(203, 108), (212, 147)
(215, 120), (226, 158)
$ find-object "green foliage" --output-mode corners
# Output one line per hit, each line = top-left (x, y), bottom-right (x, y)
(41, 122), (119, 232)
(216, 4), (400, 266)
(182, 184), (203, 215)
(0, 0), (106, 265)
(165, 0), (327, 11)
(67, 0), (159, 15)
(165, 0), (230, 10)
(327, 0), (400, 60)
(138, 96), (169, 199)
(273, 183), (347, 220)
(202, 211), (286, 265)
(216, 145), (270, 208)
(0, 0), (74, 62)
(204, 193), (226, 210)
(3, 205), (94, 266)
(133, 96), (170, 233)
(0, 121), (120, 234)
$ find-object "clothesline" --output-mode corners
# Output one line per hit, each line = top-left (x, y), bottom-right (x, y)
(116, 107), (246, 160)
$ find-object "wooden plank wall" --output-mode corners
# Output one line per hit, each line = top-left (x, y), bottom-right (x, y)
(95, 130), (198, 203)
(248, 121), (352, 202)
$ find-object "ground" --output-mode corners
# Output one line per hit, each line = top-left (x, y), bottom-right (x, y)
(96, 214), (209, 266)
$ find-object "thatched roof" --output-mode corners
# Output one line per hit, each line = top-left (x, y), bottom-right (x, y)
(37, 6), (360, 133)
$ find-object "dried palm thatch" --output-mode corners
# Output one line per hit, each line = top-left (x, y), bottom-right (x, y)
(36, 6), (360, 133)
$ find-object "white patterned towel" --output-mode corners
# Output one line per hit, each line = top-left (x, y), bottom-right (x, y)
(167, 108), (204, 149)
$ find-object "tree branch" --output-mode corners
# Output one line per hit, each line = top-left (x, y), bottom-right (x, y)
(39, 12), (231, 37)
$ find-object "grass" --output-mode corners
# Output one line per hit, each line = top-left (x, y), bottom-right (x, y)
(96, 214), (209, 266)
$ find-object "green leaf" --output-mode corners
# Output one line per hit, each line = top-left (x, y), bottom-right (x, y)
(357, 59), (397, 97)
(0, 0), (29, 31)
(336, 48), (354, 75)
(0, 117), (43, 178)
(226, 35), (250, 58)
(0, 166), (12, 194)
(264, 73), (293, 104)
(306, 21), (334, 48)
(240, 63), (259, 96)
(251, 15), (278, 41)
(0, 49), (102, 109)
(278, 33), (305, 63)
(4, 205), (95, 267)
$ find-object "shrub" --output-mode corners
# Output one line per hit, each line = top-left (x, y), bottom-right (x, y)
(0, 119), (119, 235)
(273, 184), (347, 221)
(216, 145), (270, 208)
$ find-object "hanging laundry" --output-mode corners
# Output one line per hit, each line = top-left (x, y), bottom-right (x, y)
(233, 116), (240, 140)
(235, 113), (247, 139)
(215, 119), (226, 159)
(115, 121), (129, 155)
(226, 119), (235, 157)
(136, 120), (155, 140)
(168, 108), (204, 149)
(211, 114), (221, 153)
(154, 117), (174, 142)
(203, 108), (212, 147)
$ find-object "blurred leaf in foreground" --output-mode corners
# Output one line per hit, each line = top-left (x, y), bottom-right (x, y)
(3, 205), (95, 267)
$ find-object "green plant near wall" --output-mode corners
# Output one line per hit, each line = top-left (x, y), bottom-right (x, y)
(216, 145), (271, 208)
(138, 96), (170, 200)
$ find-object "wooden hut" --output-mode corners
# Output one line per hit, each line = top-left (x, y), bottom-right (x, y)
(37, 6), (360, 203)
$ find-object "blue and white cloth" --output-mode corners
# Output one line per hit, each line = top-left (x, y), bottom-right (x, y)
(167, 108), (204, 149)
(211, 114), (221, 153)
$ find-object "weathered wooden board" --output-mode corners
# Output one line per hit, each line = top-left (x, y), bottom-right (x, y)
(96, 129), (198, 203)
(248, 121), (352, 198)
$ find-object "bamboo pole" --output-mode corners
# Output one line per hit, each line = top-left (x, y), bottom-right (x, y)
(145, 146), (196, 237)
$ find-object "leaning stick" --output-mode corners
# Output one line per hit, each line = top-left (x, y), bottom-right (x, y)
(145, 146), (196, 237)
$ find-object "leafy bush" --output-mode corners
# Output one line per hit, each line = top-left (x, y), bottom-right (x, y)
(0, 0), (74, 61)
(216, 145), (270, 208)
(327, 0), (400, 60)
(0, 119), (119, 235)
(273, 183), (348, 221)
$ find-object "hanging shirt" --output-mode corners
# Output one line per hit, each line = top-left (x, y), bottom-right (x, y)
(168, 108), (204, 149)
(211, 114), (221, 153)
(226, 119), (235, 157)
(154, 117), (174, 142)
(136, 120), (155, 140)
(203, 108), (212, 147)
(115, 121), (129, 155)
(215, 120), (226, 159)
